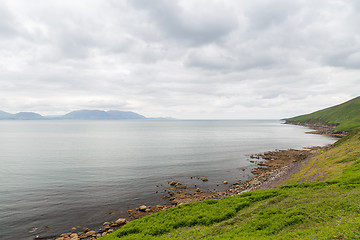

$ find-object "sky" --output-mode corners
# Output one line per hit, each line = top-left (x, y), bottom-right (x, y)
(0, 0), (359, 119)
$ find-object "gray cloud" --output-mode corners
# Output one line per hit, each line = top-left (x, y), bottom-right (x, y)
(0, 0), (359, 119)
(130, 0), (238, 46)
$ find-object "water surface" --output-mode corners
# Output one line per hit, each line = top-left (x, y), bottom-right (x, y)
(0, 120), (337, 239)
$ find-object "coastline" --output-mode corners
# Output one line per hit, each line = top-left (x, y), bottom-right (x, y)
(52, 146), (328, 240)
(284, 121), (348, 138)
(50, 122), (338, 240)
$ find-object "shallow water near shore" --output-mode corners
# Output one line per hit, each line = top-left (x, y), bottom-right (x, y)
(0, 120), (337, 240)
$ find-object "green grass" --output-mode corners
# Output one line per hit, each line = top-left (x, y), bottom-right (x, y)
(286, 96), (360, 132)
(99, 129), (360, 240)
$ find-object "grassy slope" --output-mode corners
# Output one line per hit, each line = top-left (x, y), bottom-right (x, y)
(286, 96), (360, 132)
(99, 129), (360, 240)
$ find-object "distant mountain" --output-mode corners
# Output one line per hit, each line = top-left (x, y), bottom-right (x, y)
(286, 96), (360, 132)
(0, 110), (14, 119)
(60, 110), (146, 120)
(0, 109), (167, 120)
(14, 112), (44, 120)
(106, 110), (146, 119)
(0, 111), (45, 120)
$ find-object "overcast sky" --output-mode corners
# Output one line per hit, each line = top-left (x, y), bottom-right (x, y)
(0, 0), (359, 119)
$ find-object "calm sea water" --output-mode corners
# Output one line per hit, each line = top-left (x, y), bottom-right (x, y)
(0, 120), (337, 240)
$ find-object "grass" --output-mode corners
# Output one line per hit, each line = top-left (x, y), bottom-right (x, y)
(99, 128), (360, 239)
(286, 96), (360, 132)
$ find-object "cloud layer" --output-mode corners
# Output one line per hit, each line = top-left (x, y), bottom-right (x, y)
(0, 0), (359, 118)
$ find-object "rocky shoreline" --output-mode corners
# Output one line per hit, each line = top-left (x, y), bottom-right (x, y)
(284, 121), (347, 138)
(49, 145), (327, 240)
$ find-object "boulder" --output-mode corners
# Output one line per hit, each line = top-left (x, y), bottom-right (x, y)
(103, 222), (111, 226)
(139, 205), (147, 211)
(115, 218), (127, 225)
(85, 230), (96, 237)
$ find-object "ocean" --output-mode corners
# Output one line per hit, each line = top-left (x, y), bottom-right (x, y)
(0, 120), (337, 240)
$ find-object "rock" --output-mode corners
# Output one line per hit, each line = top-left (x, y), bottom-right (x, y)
(175, 182), (182, 186)
(115, 218), (127, 225)
(83, 227), (89, 232)
(70, 233), (79, 240)
(169, 181), (177, 185)
(56, 238), (64, 240)
(168, 190), (175, 196)
(85, 230), (96, 237)
(156, 205), (164, 208)
(145, 209), (151, 212)
(196, 188), (200, 192)
(71, 227), (76, 231)
(139, 205), (147, 211)
(201, 177), (208, 181)
(223, 181), (228, 184)
(103, 222), (111, 226)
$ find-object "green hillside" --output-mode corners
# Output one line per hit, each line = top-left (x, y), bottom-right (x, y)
(99, 129), (360, 240)
(286, 96), (360, 132)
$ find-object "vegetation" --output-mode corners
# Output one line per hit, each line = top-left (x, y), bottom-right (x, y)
(286, 96), (360, 132)
(99, 128), (360, 239)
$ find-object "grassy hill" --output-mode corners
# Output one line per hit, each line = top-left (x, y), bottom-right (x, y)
(286, 96), (360, 132)
(98, 130), (360, 239)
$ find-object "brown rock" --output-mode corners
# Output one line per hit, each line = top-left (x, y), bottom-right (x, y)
(222, 181), (228, 184)
(103, 221), (111, 226)
(139, 205), (147, 211)
(85, 230), (96, 237)
(201, 177), (208, 181)
(70, 233), (78, 239)
(115, 218), (127, 225)
(169, 181), (176, 185)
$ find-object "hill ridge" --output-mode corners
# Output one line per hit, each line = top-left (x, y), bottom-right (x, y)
(286, 96), (360, 132)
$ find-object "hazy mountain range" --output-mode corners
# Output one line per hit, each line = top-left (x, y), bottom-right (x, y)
(0, 110), (172, 120)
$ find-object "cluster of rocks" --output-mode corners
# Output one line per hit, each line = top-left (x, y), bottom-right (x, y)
(285, 122), (347, 138)
(55, 218), (127, 240)
(128, 204), (167, 220)
(163, 147), (323, 206)
(250, 149), (315, 175)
